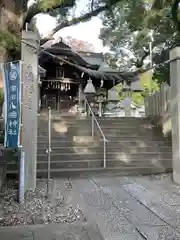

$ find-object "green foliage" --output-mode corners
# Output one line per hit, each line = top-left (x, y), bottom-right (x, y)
(100, 0), (180, 85)
(0, 30), (20, 60)
(0, 0), (126, 60)
(115, 70), (159, 106)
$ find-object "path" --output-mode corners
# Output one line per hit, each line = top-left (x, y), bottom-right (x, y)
(1, 174), (180, 239)
(74, 174), (180, 239)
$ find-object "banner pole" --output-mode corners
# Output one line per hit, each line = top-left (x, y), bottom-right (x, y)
(18, 61), (24, 203)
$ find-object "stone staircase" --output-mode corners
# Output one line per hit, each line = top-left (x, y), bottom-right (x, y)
(6, 114), (172, 178)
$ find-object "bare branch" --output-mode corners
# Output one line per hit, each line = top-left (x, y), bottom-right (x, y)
(23, 0), (75, 29)
(136, 49), (150, 68)
(50, 5), (108, 36)
(91, 0), (94, 11)
(171, 0), (180, 32)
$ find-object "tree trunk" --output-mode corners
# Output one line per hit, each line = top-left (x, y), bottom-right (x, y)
(0, 0), (22, 61)
(0, 0), (22, 29)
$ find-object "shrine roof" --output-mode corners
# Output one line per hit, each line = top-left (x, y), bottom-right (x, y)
(40, 38), (100, 70)
(39, 37), (140, 84)
(41, 50), (139, 84)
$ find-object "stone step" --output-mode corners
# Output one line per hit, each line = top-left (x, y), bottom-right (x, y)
(38, 116), (149, 121)
(37, 131), (165, 139)
(103, 135), (170, 141)
(37, 135), (97, 141)
(99, 128), (157, 133)
(38, 118), (89, 123)
(7, 159), (172, 172)
(37, 139), (172, 148)
(6, 166), (172, 179)
(99, 123), (154, 128)
(38, 125), (158, 133)
(38, 121), (153, 129)
(97, 117), (149, 120)
(37, 123), (92, 129)
(37, 135), (170, 142)
(36, 145), (172, 155)
(38, 117), (151, 123)
(38, 160), (172, 170)
(35, 152), (173, 162)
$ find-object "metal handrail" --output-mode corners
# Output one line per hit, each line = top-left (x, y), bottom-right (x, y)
(46, 106), (52, 198)
(84, 98), (107, 168)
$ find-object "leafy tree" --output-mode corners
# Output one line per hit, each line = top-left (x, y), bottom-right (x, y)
(100, 0), (180, 86)
(1, 0), (180, 70)
(0, 0), (126, 60)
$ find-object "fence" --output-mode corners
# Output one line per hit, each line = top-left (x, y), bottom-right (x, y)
(144, 83), (171, 136)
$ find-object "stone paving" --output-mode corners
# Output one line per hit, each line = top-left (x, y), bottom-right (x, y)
(1, 174), (180, 239)
(73, 174), (180, 239)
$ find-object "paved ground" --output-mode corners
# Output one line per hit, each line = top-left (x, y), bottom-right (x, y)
(1, 173), (180, 239)
(74, 174), (180, 240)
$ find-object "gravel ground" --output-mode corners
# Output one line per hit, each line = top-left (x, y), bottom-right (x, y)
(0, 179), (85, 227)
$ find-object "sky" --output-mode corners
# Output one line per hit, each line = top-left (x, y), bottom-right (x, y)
(34, 0), (107, 52)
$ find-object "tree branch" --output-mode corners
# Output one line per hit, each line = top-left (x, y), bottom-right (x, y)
(50, 5), (108, 36)
(136, 49), (150, 68)
(23, 0), (75, 29)
(171, 0), (180, 32)
(91, 0), (94, 11)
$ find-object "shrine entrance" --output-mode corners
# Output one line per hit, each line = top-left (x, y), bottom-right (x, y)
(40, 80), (79, 112)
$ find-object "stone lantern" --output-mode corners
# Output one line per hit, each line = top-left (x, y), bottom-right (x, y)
(95, 93), (106, 117)
(121, 81), (132, 117)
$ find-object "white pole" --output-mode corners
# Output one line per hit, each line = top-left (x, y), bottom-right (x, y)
(149, 40), (153, 95)
(149, 41), (153, 69)
(47, 107), (51, 197)
(19, 149), (25, 203)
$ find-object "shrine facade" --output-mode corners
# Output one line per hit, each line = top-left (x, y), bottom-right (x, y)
(39, 39), (117, 112)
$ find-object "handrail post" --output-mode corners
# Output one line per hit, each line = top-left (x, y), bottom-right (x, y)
(92, 116), (94, 138)
(85, 97), (107, 168)
(46, 106), (51, 197)
(84, 99), (86, 115)
(103, 140), (106, 168)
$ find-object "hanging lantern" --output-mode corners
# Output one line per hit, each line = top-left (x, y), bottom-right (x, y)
(107, 87), (119, 102)
(130, 79), (143, 92)
(84, 78), (96, 94)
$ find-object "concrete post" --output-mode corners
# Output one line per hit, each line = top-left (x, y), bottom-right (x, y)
(170, 47), (180, 184)
(21, 30), (40, 191)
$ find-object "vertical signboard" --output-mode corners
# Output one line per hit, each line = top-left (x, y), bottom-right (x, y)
(2, 62), (21, 148)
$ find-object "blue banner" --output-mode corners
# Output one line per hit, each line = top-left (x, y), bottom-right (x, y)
(2, 62), (21, 148)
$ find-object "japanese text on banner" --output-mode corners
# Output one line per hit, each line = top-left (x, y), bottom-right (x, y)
(3, 62), (21, 148)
